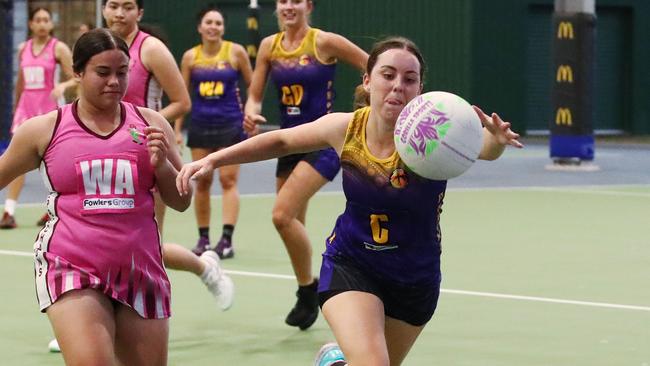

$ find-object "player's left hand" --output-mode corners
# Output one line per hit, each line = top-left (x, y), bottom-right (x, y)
(144, 126), (170, 169)
(473, 106), (524, 148)
(176, 158), (215, 196)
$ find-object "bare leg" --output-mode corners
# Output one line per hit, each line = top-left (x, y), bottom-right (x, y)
(384, 317), (425, 366)
(191, 148), (215, 229)
(46, 289), (117, 366)
(163, 242), (205, 276)
(114, 302), (169, 366)
(218, 164), (240, 226)
(322, 291), (389, 366)
(272, 161), (327, 285)
(322, 291), (425, 366)
(5, 174), (25, 203)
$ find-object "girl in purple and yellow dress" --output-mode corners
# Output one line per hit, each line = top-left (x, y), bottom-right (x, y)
(178, 5), (253, 259)
(178, 36), (523, 366)
(243, 0), (368, 330)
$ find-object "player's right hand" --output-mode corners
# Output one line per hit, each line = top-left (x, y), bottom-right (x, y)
(244, 113), (266, 135)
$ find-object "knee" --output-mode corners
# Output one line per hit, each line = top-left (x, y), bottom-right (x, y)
(195, 176), (213, 191)
(271, 206), (293, 230)
(219, 174), (237, 190)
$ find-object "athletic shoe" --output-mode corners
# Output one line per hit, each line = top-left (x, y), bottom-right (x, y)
(285, 278), (319, 330)
(47, 338), (61, 353)
(314, 342), (346, 366)
(36, 212), (49, 226)
(0, 212), (16, 229)
(200, 251), (234, 310)
(191, 236), (211, 256)
(214, 236), (234, 259)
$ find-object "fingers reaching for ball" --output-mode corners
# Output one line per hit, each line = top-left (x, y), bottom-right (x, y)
(473, 105), (524, 149)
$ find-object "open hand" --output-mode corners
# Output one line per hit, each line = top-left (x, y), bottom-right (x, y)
(473, 106), (524, 148)
(176, 158), (214, 196)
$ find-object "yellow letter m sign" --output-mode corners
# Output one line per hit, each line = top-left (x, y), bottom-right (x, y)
(557, 22), (574, 39)
(556, 65), (574, 83)
(555, 108), (573, 126)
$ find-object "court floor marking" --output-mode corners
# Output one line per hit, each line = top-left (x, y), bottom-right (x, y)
(1, 249), (648, 313)
(6, 183), (650, 209)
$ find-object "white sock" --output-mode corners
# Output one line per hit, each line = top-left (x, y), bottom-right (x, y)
(4, 199), (17, 216)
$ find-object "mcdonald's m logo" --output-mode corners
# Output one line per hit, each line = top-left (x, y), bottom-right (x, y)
(247, 17), (259, 30)
(556, 65), (573, 83)
(555, 108), (573, 126)
(557, 22), (574, 39)
(247, 45), (258, 58)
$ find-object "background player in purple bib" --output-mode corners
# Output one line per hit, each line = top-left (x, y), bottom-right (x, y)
(0, 28), (191, 365)
(102, 0), (234, 316)
(177, 36), (523, 366)
(177, 5), (253, 259)
(244, 0), (368, 330)
(0, 7), (76, 229)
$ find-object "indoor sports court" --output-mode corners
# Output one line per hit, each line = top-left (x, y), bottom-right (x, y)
(2, 142), (648, 365)
(0, 0), (648, 365)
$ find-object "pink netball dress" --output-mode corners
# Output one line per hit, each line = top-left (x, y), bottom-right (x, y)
(11, 37), (59, 133)
(122, 31), (163, 111)
(34, 101), (171, 319)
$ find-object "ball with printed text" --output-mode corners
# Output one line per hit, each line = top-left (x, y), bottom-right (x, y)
(394, 91), (483, 180)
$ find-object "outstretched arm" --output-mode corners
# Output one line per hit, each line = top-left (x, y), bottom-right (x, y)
(177, 112), (351, 195)
(474, 106), (524, 161)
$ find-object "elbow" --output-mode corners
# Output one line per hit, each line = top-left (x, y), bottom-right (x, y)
(180, 98), (191, 115)
(170, 196), (192, 212)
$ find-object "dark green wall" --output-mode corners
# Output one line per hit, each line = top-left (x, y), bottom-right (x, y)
(143, 0), (650, 134)
(312, 0), (473, 114)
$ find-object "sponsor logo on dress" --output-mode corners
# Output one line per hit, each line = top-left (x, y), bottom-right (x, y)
(77, 156), (139, 214)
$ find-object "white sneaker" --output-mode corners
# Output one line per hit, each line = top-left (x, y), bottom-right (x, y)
(200, 251), (234, 310)
(48, 338), (61, 353)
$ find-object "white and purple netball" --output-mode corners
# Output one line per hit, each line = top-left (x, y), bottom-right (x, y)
(394, 91), (483, 180)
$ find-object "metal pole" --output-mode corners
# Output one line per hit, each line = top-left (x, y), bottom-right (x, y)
(548, 0), (597, 169)
(96, 0), (102, 28)
(555, 0), (595, 14)
(247, 0), (261, 66)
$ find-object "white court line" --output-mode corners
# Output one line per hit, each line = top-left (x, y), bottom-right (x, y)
(447, 185), (650, 198)
(0, 249), (32, 257)
(2, 249), (648, 312)
(442, 289), (650, 312)
(8, 183), (650, 208)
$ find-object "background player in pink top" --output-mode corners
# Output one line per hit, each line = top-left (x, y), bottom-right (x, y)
(0, 28), (193, 365)
(102, 0), (234, 313)
(0, 7), (76, 229)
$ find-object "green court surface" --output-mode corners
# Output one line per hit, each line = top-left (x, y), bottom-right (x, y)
(1, 186), (649, 365)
